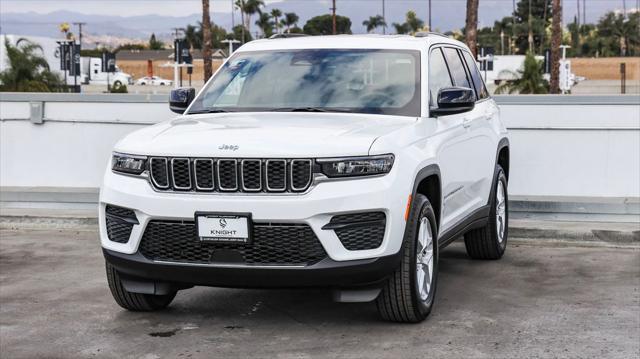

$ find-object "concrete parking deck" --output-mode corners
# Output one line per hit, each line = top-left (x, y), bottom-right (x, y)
(1, 229), (639, 358)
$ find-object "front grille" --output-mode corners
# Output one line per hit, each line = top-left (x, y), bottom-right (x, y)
(330, 212), (386, 251)
(148, 157), (314, 193)
(105, 205), (137, 243)
(139, 220), (327, 266)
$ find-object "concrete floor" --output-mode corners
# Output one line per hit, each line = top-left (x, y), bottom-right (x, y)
(1, 229), (638, 359)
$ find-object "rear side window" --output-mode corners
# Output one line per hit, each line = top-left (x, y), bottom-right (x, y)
(442, 48), (472, 89)
(461, 51), (489, 100)
(428, 48), (453, 106)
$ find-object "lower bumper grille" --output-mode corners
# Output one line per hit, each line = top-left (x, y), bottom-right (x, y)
(105, 205), (137, 243)
(329, 212), (386, 251)
(139, 220), (327, 266)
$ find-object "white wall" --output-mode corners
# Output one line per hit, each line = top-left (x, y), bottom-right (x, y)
(1, 93), (639, 200)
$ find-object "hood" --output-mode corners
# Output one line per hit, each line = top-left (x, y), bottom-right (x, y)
(115, 112), (415, 158)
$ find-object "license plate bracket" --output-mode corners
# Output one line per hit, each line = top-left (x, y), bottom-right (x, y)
(195, 212), (252, 244)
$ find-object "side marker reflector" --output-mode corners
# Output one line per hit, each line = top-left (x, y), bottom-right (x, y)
(404, 194), (412, 221)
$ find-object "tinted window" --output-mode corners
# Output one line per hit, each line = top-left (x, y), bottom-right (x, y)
(428, 48), (453, 106)
(443, 48), (472, 89)
(189, 49), (421, 117)
(461, 50), (489, 99)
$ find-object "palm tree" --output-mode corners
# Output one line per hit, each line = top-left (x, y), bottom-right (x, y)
(405, 11), (424, 33)
(255, 12), (274, 38)
(549, 0), (562, 93)
(184, 24), (202, 50)
(495, 52), (548, 94)
(202, 0), (213, 81)
(392, 22), (410, 34)
(271, 8), (282, 34)
(243, 0), (265, 34)
(281, 12), (299, 33)
(363, 15), (386, 33)
(235, 0), (246, 43)
(598, 12), (639, 56)
(0, 38), (63, 92)
(465, 0), (479, 57)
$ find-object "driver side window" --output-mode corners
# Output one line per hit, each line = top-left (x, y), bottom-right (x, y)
(428, 48), (453, 107)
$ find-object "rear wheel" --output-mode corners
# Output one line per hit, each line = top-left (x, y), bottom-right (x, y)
(464, 165), (508, 259)
(105, 262), (176, 311)
(376, 194), (438, 323)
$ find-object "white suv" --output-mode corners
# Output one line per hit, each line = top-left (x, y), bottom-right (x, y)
(100, 34), (509, 323)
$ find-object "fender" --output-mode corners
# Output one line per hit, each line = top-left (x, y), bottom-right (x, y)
(488, 137), (510, 206)
(402, 163), (441, 244)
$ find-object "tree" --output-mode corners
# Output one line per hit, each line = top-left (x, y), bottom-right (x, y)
(235, 0), (246, 42)
(465, 0), (479, 57)
(271, 8), (282, 34)
(184, 24), (202, 50)
(0, 38), (63, 92)
(232, 25), (253, 43)
(495, 52), (548, 94)
(255, 12), (274, 38)
(148, 33), (164, 50)
(281, 12), (299, 33)
(202, 0), (213, 82)
(392, 22), (410, 34)
(363, 15), (386, 33)
(512, 0), (552, 54)
(303, 14), (352, 35)
(598, 11), (640, 56)
(405, 10), (424, 33)
(549, 0), (562, 93)
(242, 0), (264, 34)
(392, 11), (423, 35)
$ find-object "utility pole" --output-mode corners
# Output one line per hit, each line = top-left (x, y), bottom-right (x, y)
(382, 0), (386, 34)
(73, 22), (86, 45)
(331, 0), (337, 35)
(528, 0), (534, 53)
(428, 0), (432, 31)
(576, 0), (580, 27)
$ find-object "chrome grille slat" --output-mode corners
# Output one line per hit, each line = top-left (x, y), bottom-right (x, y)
(241, 159), (262, 192)
(217, 159), (238, 191)
(149, 157), (313, 194)
(194, 159), (215, 190)
(171, 158), (192, 190)
(266, 159), (287, 192)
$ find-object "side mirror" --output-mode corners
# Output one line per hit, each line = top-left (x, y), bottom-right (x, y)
(430, 87), (476, 117)
(169, 87), (196, 114)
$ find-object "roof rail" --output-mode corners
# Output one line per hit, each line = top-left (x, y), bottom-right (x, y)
(269, 33), (309, 39)
(414, 31), (449, 39)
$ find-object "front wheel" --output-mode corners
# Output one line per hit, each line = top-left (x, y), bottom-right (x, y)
(464, 165), (508, 259)
(105, 262), (176, 311)
(376, 194), (438, 323)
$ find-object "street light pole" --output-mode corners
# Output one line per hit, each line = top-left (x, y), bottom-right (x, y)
(331, 0), (337, 35)
(382, 0), (386, 34)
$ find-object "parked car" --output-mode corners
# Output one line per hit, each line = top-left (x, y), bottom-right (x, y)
(100, 34), (510, 323)
(135, 76), (173, 86)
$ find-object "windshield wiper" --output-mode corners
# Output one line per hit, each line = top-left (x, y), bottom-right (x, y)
(188, 109), (231, 114)
(269, 107), (351, 113)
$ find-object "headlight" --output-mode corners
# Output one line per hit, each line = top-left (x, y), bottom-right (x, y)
(318, 154), (394, 178)
(112, 153), (147, 175)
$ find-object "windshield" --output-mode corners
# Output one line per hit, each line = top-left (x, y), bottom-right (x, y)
(188, 49), (421, 117)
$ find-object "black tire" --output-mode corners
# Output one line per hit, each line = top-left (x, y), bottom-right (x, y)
(105, 262), (176, 311)
(376, 194), (439, 323)
(113, 80), (123, 87)
(464, 165), (508, 260)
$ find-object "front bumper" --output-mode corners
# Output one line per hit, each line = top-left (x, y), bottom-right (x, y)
(100, 167), (411, 262)
(104, 248), (401, 288)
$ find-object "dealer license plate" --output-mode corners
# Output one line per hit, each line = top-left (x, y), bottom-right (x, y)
(195, 213), (251, 244)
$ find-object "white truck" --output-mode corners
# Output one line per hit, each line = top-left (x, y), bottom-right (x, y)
(82, 57), (133, 87)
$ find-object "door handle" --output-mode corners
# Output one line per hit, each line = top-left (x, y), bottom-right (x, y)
(462, 117), (472, 128)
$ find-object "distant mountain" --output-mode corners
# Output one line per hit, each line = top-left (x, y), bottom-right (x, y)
(0, 1), (620, 47)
